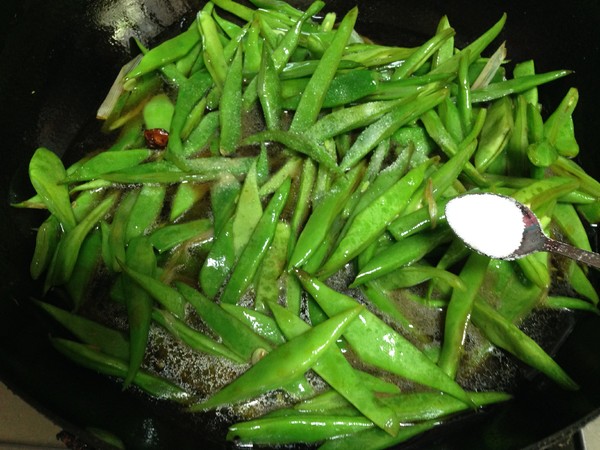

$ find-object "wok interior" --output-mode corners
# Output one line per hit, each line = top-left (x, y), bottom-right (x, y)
(1, 0), (600, 448)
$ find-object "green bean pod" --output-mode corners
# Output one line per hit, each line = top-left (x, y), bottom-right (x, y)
(126, 23), (200, 80)
(36, 301), (130, 361)
(148, 219), (212, 254)
(339, 88), (448, 171)
(296, 270), (472, 405)
(351, 228), (453, 287)
(29, 147), (77, 232)
(151, 308), (245, 363)
(289, 163), (364, 269)
(177, 282), (273, 362)
(270, 303), (400, 435)
(318, 421), (437, 450)
(471, 300), (578, 390)
(45, 193), (118, 289)
(219, 45), (243, 155)
(117, 262), (186, 319)
(289, 6), (358, 132)
(51, 337), (189, 402)
(227, 414), (374, 445)
(319, 159), (431, 277)
(254, 221), (290, 312)
(220, 178), (291, 304)
(437, 252), (489, 378)
(65, 229), (103, 309)
(122, 236), (156, 387)
(220, 303), (286, 345)
(189, 304), (362, 410)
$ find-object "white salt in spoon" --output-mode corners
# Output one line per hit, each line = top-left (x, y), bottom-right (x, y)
(445, 192), (600, 269)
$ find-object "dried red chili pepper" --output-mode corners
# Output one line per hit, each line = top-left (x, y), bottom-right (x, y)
(144, 128), (169, 149)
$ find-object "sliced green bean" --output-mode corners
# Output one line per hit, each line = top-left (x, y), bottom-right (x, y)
(65, 230), (103, 310)
(169, 183), (209, 222)
(351, 228), (453, 287)
(152, 308), (244, 363)
(189, 304), (362, 410)
(118, 262), (186, 319)
(122, 235), (156, 387)
(219, 45), (243, 155)
(30, 215), (61, 280)
(65, 150), (153, 183)
(438, 252), (489, 378)
(471, 70), (571, 103)
(244, 129), (341, 174)
(340, 88), (448, 171)
(45, 193), (117, 288)
(472, 299), (578, 390)
(148, 218), (212, 253)
(318, 420), (437, 450)
(220, 303), (286, 346)
(566, 261), (599, 305)
(270, 303), (399, 435)
(220, 178), (291, 304)
(182, 111), (219, 157)
(431, 13), (506, 75)
(545, 296), (600, 315)
(106, 190), (139, 272)
(126, 24), (200, 80)
(36, 300), (130, 360)
(143, 93), (174, 131)
(177, 282), (273, 363)
(199, 217), (235, 299)
(392, 27), (455, 80)
(257, 45), (283, 131)
(289, 7), (358, 132)
(319, 159), (431, 277)
(296, 270), (472, 405)
(199, 7), (228, 89)
(474, 96), (513, 172)
(29, 147), (77, 232)
(232, 161), (263, 255)
(227, 414), (373, 445)
(255, 221), (290, 312)
(51, 337), (189, 402)
(289, 164), (364, 269)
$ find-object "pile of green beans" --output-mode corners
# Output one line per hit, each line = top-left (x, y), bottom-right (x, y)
(14, 0), (600, 447)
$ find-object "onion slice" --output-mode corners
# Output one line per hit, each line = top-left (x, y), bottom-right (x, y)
(96, 54), (143, 120)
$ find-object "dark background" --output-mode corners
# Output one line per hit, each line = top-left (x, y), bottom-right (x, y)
(1, 0), (599, 448)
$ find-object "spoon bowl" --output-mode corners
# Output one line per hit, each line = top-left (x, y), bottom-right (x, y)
(445, 193), (600, 269)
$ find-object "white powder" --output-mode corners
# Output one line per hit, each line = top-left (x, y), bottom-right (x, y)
(445, 193), (525, 259)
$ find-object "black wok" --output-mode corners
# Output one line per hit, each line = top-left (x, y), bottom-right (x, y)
(1, 0), (600, 448)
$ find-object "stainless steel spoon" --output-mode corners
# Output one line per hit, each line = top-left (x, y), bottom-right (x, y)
(445, 193), (600, 269)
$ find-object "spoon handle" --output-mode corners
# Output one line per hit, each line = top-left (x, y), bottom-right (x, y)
(543, 238), (600, 270)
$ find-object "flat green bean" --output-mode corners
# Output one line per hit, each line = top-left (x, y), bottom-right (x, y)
(189, 304), (362, 410)
(296, 270), (472, 405)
